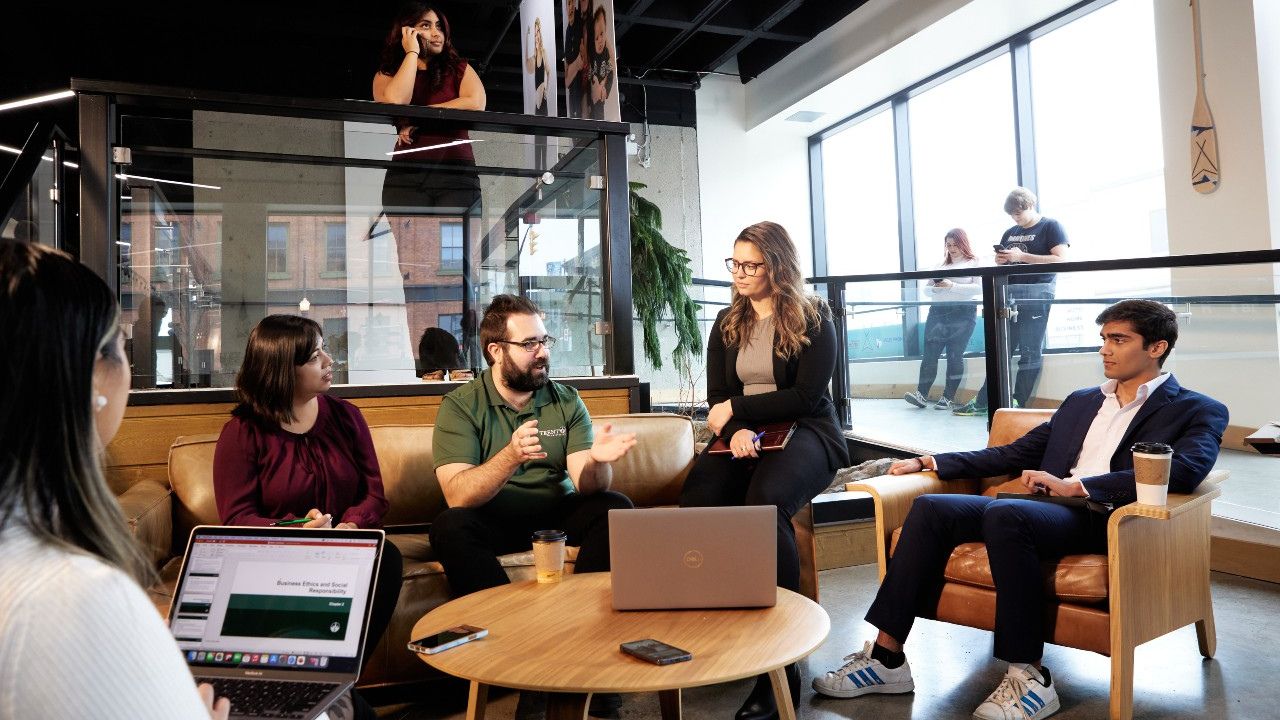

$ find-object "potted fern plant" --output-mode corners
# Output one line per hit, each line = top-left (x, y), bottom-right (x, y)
(628, 181), (702, 373)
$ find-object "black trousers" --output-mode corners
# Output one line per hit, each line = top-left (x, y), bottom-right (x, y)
(679, 427), (835, 592)
(429, 490), (634, 597)
(864, 494), (1106, 663)
(917, 308), (977, 401)
(364, 540), (403, 669)
(973, 292), (1053, 407)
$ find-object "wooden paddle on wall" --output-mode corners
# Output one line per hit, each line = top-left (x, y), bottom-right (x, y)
(1189, 0), (1219, 193)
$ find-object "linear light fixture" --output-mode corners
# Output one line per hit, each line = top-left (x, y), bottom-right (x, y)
(0, 143), (79, 168)
(385, 139), (480, 157)
(0, 89), (74, 113)
(116, 173), (222, 190)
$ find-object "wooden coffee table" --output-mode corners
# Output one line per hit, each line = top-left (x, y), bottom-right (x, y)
(411, 573), (830, 720)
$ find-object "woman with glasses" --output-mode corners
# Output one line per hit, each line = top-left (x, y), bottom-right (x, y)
(0, 242), (229, 718)
(904, 228), (981, 411)
(212, 315), (401, 717)
(681, 221), (850, 720)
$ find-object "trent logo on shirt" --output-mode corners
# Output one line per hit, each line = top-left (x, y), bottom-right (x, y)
(538, 427), (567, 438)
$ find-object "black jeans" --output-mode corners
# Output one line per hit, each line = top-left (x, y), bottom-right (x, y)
(429, 490), (634, 597)
(679, 427), (835, 592)
(864, 494), (1106, 663)
(917, 307), (977, 401)
(972, 289), (1054, 407)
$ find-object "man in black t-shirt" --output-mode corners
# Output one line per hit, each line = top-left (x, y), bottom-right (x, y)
(954, 187), (1069, 415)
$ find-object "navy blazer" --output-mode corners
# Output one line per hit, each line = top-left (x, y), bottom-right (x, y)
(707, 302), (850, 472)
(935, 374), (1228, 505)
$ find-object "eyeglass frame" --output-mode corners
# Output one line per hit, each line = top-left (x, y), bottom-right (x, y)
(725, 258), (766, 276)
(493, 335), (558, 353)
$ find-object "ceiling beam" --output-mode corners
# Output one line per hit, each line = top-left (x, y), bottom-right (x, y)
(615, 0), (658, 40)
(642, 0), (738, 73)
(704, 0), (807, 78)
(614, 14), (809, 43)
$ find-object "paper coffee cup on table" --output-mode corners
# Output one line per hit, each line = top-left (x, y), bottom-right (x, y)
(531, 529), (567, 583)
(1131, 441), (1173, 505)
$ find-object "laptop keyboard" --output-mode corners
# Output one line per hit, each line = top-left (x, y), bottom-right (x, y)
(194, 678), (339, 719)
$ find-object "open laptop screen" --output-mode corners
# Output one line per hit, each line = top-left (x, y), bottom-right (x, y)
(169, 528), (382, 675)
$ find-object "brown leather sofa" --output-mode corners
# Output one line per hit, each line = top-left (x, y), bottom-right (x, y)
(119, 413), (819, 688)
(846, 408), (1226, 720)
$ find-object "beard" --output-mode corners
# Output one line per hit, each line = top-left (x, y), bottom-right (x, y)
(501, 354), (550, 392)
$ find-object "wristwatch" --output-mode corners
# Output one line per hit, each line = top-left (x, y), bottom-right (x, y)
(917, 456), (936, 471)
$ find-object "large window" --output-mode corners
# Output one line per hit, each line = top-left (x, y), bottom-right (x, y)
(325, 222), (346, 274)
(440, 221), (463, 273)
(909, 53), (1018, 267)
(266, 222), (289, 276)
(819, 107), (900, 276)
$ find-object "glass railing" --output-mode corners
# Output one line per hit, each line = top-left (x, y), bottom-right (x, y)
(0, 122), (75, 248)
(73, 79), (632, 390)
(811, 250), (1280, 531)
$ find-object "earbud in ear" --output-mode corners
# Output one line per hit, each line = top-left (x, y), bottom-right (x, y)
(94, 394), (109, 412)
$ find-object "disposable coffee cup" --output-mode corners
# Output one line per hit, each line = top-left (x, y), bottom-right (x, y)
(531, 529), (567, 584)
(1131, 441), (1174, 505)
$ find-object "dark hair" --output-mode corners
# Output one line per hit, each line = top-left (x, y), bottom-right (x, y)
(1095, 300), (1178, 366)
(418, 326), (462, 371)
(1004, 187), (1038, 214)
(377, 3), (466, 93)
(234, 315), (324, 424)
(941, 228), (976, 265)
(0, 241), (153, 585)
(479, 294), (542, 366)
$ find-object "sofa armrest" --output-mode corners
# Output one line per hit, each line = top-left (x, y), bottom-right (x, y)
(119, 480), (173, 568)
(846, 472), (979, 579)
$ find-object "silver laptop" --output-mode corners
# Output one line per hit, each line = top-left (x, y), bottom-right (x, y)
(168, 525), (386, 720)
(609, 506), (777, 610)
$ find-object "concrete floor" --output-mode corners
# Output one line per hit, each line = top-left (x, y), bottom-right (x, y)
(376, 564), (1280, 719)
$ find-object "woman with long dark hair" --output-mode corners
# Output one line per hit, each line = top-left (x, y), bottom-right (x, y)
(0, 242), (229, 718)
(374, 3), (486, 281)
(904, 228), (981, 411)
(213, 315), (402, 717)
(681, 221), (850, 720)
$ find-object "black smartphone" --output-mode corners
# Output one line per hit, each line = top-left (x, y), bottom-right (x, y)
(407, 625), (488, 655)
(620, 639), (692, 665)
(993, 244), (1006, 253)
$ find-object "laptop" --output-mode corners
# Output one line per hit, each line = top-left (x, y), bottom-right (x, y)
(608, 506), (777, 610)
(167, 525), (386, 720)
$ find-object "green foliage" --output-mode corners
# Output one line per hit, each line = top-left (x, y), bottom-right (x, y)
(629, 181), (702, 371)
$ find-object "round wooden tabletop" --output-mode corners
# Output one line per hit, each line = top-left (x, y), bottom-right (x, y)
(411, 573), (830, 694)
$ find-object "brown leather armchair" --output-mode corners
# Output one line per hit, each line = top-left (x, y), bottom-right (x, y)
(120, 412), (819, 689)
(846, 408), (1224, 720)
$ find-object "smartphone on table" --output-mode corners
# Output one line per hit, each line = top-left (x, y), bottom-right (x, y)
(620, 639), (692, 665)
(408, 625), (488, 654)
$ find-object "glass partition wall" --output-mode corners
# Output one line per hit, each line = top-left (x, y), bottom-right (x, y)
(814, 250), (1280, 531)
(75, 81), (632, 391)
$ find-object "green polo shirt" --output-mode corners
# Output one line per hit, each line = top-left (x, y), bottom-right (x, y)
(432, 369), (594, 517)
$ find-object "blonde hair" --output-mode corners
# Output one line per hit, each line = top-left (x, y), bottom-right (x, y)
(720, 221), (826, 360)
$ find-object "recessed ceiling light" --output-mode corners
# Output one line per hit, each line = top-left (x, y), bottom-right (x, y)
(785, 110), (826, 123)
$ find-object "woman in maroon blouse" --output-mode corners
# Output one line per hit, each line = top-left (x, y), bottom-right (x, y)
(214, 315), (401, 714)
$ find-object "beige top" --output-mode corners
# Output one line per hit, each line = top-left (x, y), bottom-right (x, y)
(737, 315), (777, 396)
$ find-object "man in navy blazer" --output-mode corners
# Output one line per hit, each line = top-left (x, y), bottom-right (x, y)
(813, 300), (1228, 720)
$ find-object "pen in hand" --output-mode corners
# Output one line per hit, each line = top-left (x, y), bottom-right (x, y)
(271, 517), (313, 526)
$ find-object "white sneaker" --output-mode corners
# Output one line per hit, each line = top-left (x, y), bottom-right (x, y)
(904, 391), (929, 408)
(972, 664), (1060, 719)
(812, 641), (914, 699)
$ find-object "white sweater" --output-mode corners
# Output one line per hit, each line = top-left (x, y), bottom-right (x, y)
(0, 521), (210, 719)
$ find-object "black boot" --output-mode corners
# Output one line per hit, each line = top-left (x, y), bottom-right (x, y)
(734, 664), (801, 720)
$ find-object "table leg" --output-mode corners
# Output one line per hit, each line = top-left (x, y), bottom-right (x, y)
(545, 692), (591, 720)
(768, 668), (796, 720)
(466, 681), (489, 720)
(658, 688), (682, 720)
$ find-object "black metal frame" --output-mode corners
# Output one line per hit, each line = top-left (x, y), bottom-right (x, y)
(73, 78), (635, 393)
(0, 121), (74, 250)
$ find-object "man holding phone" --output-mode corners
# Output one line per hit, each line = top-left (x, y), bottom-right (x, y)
(953, 187), (1069, 416)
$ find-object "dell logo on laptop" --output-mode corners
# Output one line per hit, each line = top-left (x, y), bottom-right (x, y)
(683, 550), (704, 568)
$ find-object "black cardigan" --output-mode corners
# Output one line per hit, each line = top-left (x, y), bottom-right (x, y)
(706, 303), (850, 472)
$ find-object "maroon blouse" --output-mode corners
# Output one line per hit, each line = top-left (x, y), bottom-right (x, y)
(213, 394), (389, 528)
(394, 59), (475, 163)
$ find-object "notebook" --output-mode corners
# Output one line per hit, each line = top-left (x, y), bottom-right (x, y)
(167, 525), (386, 720)
(608, 506), (777, 610)
(706, 421), (797, 455)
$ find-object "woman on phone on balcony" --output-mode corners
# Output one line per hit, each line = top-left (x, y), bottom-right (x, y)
(680, 221), (850, 720)
(904, 228), (981, 412)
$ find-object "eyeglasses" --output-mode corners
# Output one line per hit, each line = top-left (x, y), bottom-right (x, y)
(725, 258), (766, 276)
(496, 335), (557, 353)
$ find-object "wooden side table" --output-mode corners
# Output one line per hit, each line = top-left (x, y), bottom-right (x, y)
(411, 573), (830, 720)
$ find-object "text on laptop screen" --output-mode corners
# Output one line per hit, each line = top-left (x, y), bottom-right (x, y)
(171, 534), (377, 672)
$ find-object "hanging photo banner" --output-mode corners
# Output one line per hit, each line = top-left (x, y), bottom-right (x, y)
(562, 0), (620, 121)
(520, 0), (558, 119)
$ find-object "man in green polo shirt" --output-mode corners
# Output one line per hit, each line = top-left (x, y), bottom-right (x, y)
(429, 294), (638, 598)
